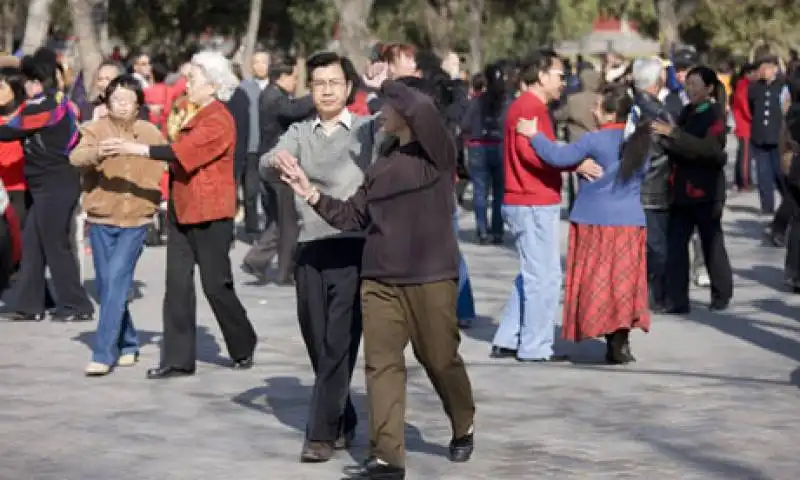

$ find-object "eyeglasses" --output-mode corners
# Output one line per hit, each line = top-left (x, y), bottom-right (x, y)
(310, 79), (347, 90)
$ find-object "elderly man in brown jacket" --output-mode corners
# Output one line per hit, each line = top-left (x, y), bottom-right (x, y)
(554, 68), (602, 209)
(70, 74), (166, 376)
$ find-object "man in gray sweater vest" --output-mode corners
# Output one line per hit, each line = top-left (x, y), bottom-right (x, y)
(260, 51), (379, 463)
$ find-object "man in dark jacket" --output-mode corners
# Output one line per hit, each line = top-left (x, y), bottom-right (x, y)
(241, 56), (314, 284)
(630, 57), (674, 311)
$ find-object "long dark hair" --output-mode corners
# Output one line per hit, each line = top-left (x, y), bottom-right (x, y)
(20, 47), (59, 93)
(480, 62), (507, 118)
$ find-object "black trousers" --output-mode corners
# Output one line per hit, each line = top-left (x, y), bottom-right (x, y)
(243, 180), (298, 282)
(645, 209), (669, 308)
(6, 190), (57, 307)
(162, 207), (257, 370)
(665, 202), (733, 308)
(15, 186), (92, 315)
(241, 153), (267, 234)
(295, 237), (363, 442)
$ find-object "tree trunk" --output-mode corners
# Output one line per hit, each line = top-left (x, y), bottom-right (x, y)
(333, 0), (374, 73)
(20, 0), (54, 54)
(655, 0), (678, 56)
(1, 0), (16, 52)
(422, 0), (453, 57)
(467, 0), (483, 75)
(241, 0), (263, 79)
(68, 0), (103, 94)
(89, 0), (110, 54)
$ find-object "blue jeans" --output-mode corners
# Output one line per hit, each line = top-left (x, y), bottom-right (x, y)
(645, 209), (669, 308)
(88, 223), (147, 366)
(468, 145), (504, 238)
(453, 210), (476, 323)
(492, 205), (561, 359)
(752, 143), (784, 214)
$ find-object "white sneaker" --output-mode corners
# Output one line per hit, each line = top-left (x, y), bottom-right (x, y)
(695, 272), (711, 287)
(117, 354), (138, 367)
(85, 362), (111, 376)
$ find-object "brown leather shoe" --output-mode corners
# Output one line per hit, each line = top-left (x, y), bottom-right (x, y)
(299, 441), (334, 463)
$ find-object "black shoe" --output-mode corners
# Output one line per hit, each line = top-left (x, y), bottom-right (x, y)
(491, 234), (504, 245)
(605, 330), (634, 364)
(477, 234), (490, 245)
(232, 355), (254, 370)
(51, 312), (93, 322)
(517, 354), (569, 363)
(4, 311), (46, 322)
(449, 432), (474, 462)
(709, 299), (730, 311)
(342, 457), (405, 480)
(663, 305), (690, 315)
(489, 346), (517, 358)
(145, 366), (195, 379)
(299, 440), (334, 463)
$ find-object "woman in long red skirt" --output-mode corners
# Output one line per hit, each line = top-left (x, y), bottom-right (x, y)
(517, 84), (650, 364)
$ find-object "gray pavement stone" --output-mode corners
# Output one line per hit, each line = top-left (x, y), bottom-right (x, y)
(0, 184), (799, 479)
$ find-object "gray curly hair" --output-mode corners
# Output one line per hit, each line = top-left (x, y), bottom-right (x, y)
(191, 50), (239, 102)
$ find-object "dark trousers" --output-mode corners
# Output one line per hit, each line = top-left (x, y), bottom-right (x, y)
(786, 215), (800, 285)
(241, 153), (266, 234)
(734, 137), (753, 190)
(295, 237), (364, 442)
(665, 202), (733, 308)
(242, 180), (299, 282)
(6, 190), (57, 307)
(753, 143), (784, 214)
(361, 279), (475, 468)
(645, 209), (669, 308)
(15, 187), (92, 315)
(162, 208), (257, 370)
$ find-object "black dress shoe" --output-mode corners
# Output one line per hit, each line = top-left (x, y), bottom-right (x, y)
(663, 305), (690, 315)
(449, 432), (474, 462)
(708, 301), (729, 311)
(342, 456), (405, 480)
(51, 312), (93, 322)
(517, 354), (569, 363)
(489, 346), (517, 358)
(232, 355), (254, 370)
(4, 311), (46, 322)
(605, 330), (634, 364)
(145, 366), (195, 379)
(300, 441), (334, 463)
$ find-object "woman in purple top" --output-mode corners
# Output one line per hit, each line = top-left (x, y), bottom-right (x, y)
(516, 84), (650, 364)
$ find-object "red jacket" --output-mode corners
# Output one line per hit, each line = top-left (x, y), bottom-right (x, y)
(503, 91), (562, 206)
(170, 100), (237, 224)
(347, 89), (371, 117)
(732, 77), (752, 139)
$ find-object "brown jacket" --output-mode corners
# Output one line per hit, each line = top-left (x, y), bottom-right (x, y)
(70, 117), (166, 227)
(170, 99), (237, 225)
(554, 69), (602, 141)
(781, 121), (800, 175)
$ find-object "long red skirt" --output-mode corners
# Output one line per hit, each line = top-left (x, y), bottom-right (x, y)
(562, 223), (650, 342)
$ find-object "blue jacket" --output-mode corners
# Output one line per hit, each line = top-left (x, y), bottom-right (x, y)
(530, 125), (646, 226)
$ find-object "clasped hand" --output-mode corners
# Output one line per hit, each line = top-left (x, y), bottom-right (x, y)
(98, 138), (143, 157)
(273, 150), (312, 196)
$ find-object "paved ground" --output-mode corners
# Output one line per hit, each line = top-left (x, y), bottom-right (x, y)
(1, 183), (799, 479)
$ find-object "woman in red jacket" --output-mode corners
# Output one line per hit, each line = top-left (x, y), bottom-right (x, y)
(0, 67), (27, 222)
(731, 63), (758, 191)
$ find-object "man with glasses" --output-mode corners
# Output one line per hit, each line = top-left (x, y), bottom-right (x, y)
(490, 50), (600, 363)
(260, 51), (379, 463)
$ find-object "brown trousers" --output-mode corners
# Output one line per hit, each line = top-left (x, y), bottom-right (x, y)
(361, 279), (475, 467)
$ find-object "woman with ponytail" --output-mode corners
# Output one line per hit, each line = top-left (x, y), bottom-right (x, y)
(651, 65), (733, 313)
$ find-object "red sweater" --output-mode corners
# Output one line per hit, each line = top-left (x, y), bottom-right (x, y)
(732, 77), (752, 139)
(503, 91), (562, 206)
(0, 140), (25, 191)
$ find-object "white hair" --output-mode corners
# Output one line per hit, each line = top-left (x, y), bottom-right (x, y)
(191, 50), (239, 102)
(632, 57), (664, 90)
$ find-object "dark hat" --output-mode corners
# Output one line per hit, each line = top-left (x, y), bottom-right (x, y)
(380, 79), (437, 128)
(21, 47), (58, 84)
(672, 48), (698, 70)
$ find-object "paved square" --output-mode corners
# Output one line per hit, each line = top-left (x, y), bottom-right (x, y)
(0, 190), (798, 479)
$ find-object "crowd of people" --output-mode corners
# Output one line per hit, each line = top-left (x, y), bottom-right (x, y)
(0, 37), (798, 479)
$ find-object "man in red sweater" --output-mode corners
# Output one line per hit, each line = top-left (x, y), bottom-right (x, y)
(491, 50), (598, 362)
